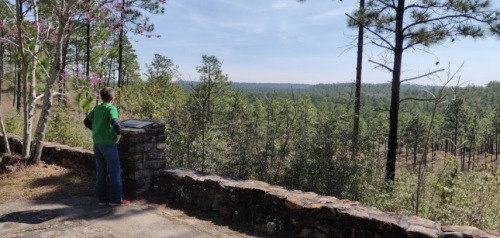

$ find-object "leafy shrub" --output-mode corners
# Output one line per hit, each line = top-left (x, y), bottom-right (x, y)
(361, 157), (500, 231)
(4, 114), (24, 136)
(45, 107), (93, 150)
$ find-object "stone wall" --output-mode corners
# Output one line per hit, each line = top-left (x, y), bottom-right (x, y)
(153, 167), (500, 238)
(1, 132), (500, 237)
(0, 133), (95, 171)
(117, 120), (167, 196)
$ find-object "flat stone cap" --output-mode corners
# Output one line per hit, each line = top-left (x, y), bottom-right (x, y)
(121, 120), (166, 135)
(121, 120), (155, 128)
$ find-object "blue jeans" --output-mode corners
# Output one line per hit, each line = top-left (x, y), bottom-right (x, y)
(94, 144), (123, 203)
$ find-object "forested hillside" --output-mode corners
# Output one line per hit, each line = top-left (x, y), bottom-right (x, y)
(2, 0), (500, 233)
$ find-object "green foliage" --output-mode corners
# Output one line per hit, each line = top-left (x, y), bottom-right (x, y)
(4, 114), (24, 136)
(45, 108), (93, 150)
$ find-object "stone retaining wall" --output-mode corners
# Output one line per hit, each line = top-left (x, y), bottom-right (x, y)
(152, 167), (500, 238)
(1, 132), (499, 237)
(0, 133), (95, 171)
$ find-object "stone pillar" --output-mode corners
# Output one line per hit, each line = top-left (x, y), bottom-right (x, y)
(117, 120), (167, 196)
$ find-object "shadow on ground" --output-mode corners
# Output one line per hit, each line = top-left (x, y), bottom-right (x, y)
(0, 164), (268, 238)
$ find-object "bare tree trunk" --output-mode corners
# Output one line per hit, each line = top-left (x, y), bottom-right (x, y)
(15, 0), (36, 158)
(107, 59), (113, 87)
(75, 47), (79, 77)
(445, 140), (448, 158)
(117, 0), (125, 88)
(96, 57), (104, 105)
(413, 140), (417, 168)
(58, 23), (69, 105)
(0, 108), (11, 154)
(496, 135), (498, 161)
(30, 0), (66, 164)
(405, 144), (408, 164)
(385, 0), (404, 182)
(0, 28), (4, 105)
(352, 0), (365, 156)
(12, 71), (16, 107)
(16, 62), (21, 114)
(86, 17), (90, 97)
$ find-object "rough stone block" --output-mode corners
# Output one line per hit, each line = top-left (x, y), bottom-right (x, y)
(128, 169), (151, 180)
(156, 143), (166, 150)
(130, 143), (153, 153)
(124, 154), (146, 162)
(442, 232), (463, 238)
(145, 160), (166, 169)
(121, 128), (146, 135)
(148, 151), (166, 160)
(285, 197), (305, 210)
(123, 161), (144, 170)
(406, 225), (439, 238)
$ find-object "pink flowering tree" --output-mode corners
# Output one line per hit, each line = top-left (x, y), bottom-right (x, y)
(101, 0), (165, 88)
(0, 0), (108, 163)
(1, 0), (163, 163)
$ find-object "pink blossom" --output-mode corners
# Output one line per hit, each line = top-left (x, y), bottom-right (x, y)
(101, 42), (106, 49)
(85, 12), (91, 21)
(59, 70), (70, 82)
(0, 21), (5, 28)
(90, 73), (103, 85)
(145, 35), (152, 38)
(109, 25), (114, 30)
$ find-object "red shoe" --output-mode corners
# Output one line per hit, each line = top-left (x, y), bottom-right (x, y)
(109, 200), (131, 206)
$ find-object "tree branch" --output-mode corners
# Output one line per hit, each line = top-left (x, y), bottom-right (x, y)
(0, 36), (50, 78)
(403, 14), (493, 32)
(34, 94), (44, 102)
(405, 3), (447, 11)
(401, 69), (445, 84)
(400, 97), (435, 103)
(371, 40), (393, 51)
(368, 59), (394, 72)
(346, 13), (395, 50)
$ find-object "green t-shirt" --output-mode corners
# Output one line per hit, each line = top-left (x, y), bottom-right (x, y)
(86, 103), (119, 144)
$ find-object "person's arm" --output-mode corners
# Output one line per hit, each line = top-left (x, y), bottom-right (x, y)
(83, 118), (93, 130)
(111, 118), (122, 135)
(110, 107), (121, 143)
(84, 108), (94, 130)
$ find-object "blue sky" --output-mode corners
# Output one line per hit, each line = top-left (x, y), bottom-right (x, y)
(130, 0), (500, 86)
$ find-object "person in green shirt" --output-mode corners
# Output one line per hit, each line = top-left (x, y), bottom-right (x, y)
(84, 87), (130, 206)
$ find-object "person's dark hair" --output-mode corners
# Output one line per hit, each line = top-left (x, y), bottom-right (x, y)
(100, 87), (114, 103)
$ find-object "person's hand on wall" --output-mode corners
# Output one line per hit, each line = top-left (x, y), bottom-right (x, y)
(116, 134), (121, 144)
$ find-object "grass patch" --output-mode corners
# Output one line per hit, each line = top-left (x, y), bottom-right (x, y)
(0, 159), (95, 204)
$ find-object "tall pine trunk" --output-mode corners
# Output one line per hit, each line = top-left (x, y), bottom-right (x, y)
(117, 0), (125, 88)
(86, 18), (90, 97)
(0, 27), (4, 104)
(352, 0), (365, 156)
(385, 0), (404, 182)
